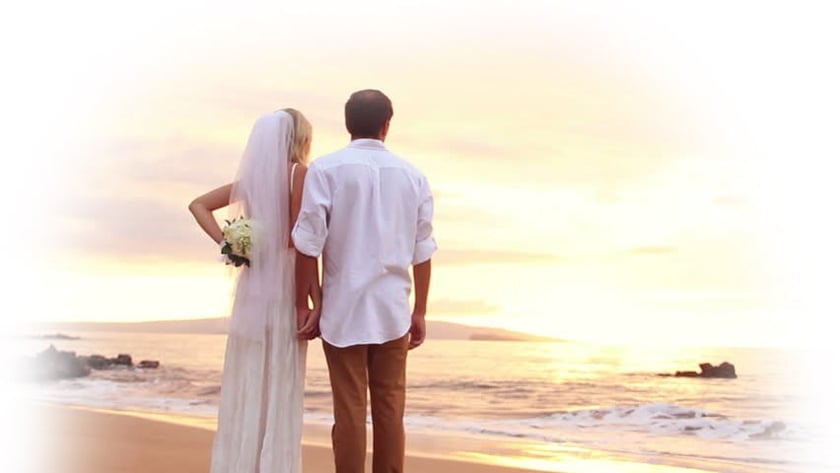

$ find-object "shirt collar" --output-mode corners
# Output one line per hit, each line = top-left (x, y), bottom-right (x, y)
(348, 138), (387, 150)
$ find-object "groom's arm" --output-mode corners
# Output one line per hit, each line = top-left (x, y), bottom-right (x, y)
(409, 259), (431, 349)
(409, 176), (437, 350)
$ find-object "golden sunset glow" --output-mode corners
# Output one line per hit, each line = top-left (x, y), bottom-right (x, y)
(11, 1), (838, 349)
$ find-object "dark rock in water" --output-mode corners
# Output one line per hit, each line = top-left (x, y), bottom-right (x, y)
(26, 345), (91, 381)
(674, 370), (700, 377)
(112, 353), (133, 366)
(80, 354), (110, 370)
(79, 353), (135, 369)
(79, 354), (131, 369)
(699, 362), (736, 378)
(137, 360), (160, 369)
(675, 361), (737, 379)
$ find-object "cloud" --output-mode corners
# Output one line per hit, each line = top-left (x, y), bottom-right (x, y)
(433, 202), (504, 228)
(54, 195), (211, 262)
(81, 137), (243, 189)
(429, 298), (499, 315)
(713, 195), (745, 207)
(626, 245), (678, 256)
(435, 249), (564, 266)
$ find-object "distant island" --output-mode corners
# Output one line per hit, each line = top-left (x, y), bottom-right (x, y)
(27, 333), (82, 340)
(34, 318), (561, 342)
(468, 331), (557, 342)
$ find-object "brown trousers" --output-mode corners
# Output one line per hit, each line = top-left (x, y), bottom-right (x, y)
(322, 333), (409, 473)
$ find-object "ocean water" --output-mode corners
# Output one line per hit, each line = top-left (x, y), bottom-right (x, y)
(16, 331), (835, 473)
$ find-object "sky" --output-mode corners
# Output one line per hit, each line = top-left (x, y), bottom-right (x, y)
(5, 1), (839, 347)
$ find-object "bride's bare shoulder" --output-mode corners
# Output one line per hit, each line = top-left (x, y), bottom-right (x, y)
(288, 161), (309, 172)
(290, 163), (309, 199)
(290, 162), (309, 177)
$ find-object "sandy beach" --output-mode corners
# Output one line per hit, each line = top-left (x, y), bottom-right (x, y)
(15, 334), (814, 473)
(30, 405), (547, 473)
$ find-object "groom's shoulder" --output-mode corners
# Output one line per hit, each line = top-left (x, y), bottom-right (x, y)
(308, 148), (351, 171)
(389, 152), (427, 179)
(310, 146), (426, 179)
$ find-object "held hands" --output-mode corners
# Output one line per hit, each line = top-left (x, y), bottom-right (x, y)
(294, 253), (321, 341)
(297, 305), (321, 340)
(408, 309), (426, 350)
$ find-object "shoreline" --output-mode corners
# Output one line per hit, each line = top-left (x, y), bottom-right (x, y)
(29, 403), (552, 473)
(40, 403), (557, 468)
(24, 402), (737, 473)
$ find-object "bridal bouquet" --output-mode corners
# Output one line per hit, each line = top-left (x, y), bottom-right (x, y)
(221, 217), (252, 267)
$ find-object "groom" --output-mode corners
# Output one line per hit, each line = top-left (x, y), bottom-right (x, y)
(292, 89), (436, 473)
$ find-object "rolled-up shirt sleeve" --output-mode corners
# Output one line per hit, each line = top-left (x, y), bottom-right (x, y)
(413, 177), (437, 264)
(292, 165), (330, 257)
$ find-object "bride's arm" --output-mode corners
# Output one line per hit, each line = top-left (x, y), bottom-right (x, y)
(188, 184), (233, 244)
(291, 165), (322, 338)
(290, 165), (308, 240)
(292, 164), (324, 339)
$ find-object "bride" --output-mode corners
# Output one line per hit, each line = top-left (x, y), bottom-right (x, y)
(188, 108), (316, 473)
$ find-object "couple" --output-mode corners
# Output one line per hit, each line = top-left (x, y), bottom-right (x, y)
(189, 89), (436, 473)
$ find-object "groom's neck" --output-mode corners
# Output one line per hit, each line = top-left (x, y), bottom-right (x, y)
(351, 123), (388, 142)
(351, 134), (385, 142)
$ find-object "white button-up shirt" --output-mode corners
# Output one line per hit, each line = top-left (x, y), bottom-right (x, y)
(292, 139), (437, 347)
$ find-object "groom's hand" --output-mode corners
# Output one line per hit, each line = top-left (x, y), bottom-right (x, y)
(408, 310), (426, 350)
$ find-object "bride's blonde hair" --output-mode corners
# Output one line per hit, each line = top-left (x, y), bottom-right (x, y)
(284, 108), (312, 164)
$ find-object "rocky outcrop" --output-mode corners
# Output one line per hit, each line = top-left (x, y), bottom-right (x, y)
(25, 346), (160, 381)
(79, 353), (136, 369)
(81, 354), (110, 370)
(675, 362), (737, 379)
(113, 354), (133, 366)
(25, 345), (91, 381)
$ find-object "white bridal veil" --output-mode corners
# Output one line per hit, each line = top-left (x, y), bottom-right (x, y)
(227, 111), (294, 340)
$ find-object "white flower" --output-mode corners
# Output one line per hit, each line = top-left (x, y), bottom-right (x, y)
(221, 217), (253, 266)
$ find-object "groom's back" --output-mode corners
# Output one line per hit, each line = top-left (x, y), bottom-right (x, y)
(295, 138), (434, 347)
(315, 139), (424, 270)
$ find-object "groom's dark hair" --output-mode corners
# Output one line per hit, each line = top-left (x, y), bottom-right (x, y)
(345, 89), (393, 138)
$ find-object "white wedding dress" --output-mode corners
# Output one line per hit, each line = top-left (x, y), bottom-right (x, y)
(210, 252), (306, 473)
(209, 111), (307, 473)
